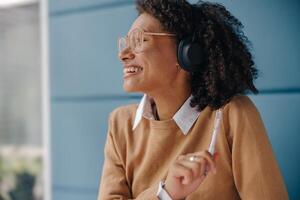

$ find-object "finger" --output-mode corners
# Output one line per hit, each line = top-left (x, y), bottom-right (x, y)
(178, 159), (203, 179)
(194, 150), (215, 161)
(184, 152), (214, 163)
(190, 156), (208, 177)
(182, 154), (210, 178)
(186, 154), (215, 176)
(196, 157), (212, 176)
(177, 155), (186, 161)
(213, 152), (219, 160)
(179, 151), (217, 175)
(172, 161), (194, 185)
(193, 151), (217, 174)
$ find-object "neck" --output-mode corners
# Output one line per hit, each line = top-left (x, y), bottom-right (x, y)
(150, 88), (191, 121)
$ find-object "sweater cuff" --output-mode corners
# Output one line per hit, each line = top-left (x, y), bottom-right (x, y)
(156, 181), (173, 200)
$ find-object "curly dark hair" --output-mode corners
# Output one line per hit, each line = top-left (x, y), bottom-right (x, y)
(136, 0), (259, 111)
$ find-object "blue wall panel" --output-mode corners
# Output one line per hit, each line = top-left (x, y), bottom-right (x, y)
(51, 99), (138, 197)
(49, 0), (134, 13)
(250, 94), (300, 199)
(50, 5), (136, 97)
(52, 190), (97, 200)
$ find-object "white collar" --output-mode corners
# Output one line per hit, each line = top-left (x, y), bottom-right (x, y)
(132, 94), (201, 135)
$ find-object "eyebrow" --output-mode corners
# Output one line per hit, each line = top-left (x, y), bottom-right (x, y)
(127, 27), (175, 37)
(127, 28), (152, 36)
(143, 27), (165, 33)
(140, 27), (151, 32)
(142, 27), (152, 32)
(141, 25), (160, 32)
(127, 27), (149, 34)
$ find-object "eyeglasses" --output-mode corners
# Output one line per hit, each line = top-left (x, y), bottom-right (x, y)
(118, 28), (176, 53)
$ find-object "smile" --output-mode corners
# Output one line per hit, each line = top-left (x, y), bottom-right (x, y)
(123, 66), (143, 78)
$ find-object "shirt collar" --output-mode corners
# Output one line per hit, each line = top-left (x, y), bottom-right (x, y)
(132, 94), (200, 135)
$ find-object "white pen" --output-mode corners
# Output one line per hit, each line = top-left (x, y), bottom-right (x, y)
(204, 109), (222, 176)
(208, 109), (223, 154)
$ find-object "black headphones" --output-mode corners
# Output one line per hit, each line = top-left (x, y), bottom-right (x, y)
(177, 34), (205, 72)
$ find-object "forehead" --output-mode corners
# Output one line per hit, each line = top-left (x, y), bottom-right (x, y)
(129, 12), (163, 33)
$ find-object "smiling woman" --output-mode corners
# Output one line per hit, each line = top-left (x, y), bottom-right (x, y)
(98, 0), (288, 199)
(119, 13), (181, 98)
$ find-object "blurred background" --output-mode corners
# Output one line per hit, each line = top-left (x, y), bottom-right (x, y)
(0, 0), (299, 200)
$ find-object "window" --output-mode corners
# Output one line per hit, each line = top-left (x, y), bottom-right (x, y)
(0, 1), (50, 199)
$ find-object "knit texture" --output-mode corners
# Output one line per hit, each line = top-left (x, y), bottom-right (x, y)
(98, 95), (288, 200)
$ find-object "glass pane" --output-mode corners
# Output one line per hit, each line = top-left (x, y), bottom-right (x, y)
(0, 2), (44, 200)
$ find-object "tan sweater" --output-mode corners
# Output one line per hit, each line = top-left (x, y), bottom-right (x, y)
(98, 95), (288, 200)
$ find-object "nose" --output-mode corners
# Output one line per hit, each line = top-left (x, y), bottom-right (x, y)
(118, 48), (135, 62)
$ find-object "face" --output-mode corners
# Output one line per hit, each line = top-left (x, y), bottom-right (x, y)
(119, 13), (187, 96)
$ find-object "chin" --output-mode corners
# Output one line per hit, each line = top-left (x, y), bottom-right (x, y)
(123, 84), (148, 94)
(123, 84), (140, 93)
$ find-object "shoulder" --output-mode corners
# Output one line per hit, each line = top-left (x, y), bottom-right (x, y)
(223, 95), (258, 115)
(222, 95), (263, 130)
(109, 104), (138, 122)
(220, 95), (268, 149)
(105, 104), (138, 163)
(108, 103), (138, 135)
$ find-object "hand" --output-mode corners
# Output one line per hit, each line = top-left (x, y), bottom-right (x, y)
(164, 151), (217, 200)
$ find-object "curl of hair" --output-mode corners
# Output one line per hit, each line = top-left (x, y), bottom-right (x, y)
(136, 0), (259, 111)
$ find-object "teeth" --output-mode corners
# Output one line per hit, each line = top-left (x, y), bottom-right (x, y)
(124, 66), (143, 73)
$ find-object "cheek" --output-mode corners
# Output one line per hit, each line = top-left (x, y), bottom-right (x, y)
(152, 48), (178, 74)
(156, 43), (178, 64)
(141, 42), (178, 82)
(148, 46), (177, 65)
(144, 55), (178, 85)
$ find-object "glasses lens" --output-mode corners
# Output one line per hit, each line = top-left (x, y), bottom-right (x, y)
(129, 29), (143, 53)
(118, 37), (127, 52)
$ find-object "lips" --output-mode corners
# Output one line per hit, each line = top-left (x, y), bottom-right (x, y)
(123, 66), (143, 78)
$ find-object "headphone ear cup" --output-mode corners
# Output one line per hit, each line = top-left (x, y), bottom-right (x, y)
(177, 37), (204, 72)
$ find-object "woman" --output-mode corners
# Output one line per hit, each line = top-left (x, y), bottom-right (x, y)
(98, 0), (288, 199)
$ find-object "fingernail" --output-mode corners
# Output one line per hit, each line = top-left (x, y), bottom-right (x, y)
(214, 152), (219, 160)
(182, 178), (188, 185)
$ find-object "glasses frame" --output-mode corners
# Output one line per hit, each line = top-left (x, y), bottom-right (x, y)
(118, 28), (176, 53)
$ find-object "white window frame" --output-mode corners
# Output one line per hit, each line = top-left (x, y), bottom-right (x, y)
(40, 0), (52, 199)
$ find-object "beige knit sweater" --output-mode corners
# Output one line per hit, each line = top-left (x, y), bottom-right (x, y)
(98, 95), (288, 200)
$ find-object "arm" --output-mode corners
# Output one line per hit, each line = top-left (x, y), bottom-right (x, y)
(98, 114), (160, 200)
(227, 96), (289, 199)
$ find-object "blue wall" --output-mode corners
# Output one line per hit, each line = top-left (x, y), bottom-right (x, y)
(49, 0), (300, 199)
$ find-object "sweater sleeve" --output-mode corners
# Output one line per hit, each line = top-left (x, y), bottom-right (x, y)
(225, 96), (289, 199)
(98, 113), (160, 200)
